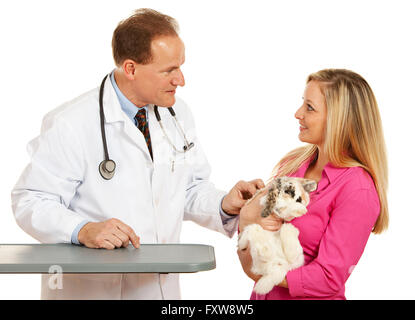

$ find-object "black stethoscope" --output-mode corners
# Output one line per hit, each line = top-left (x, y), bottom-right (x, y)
(98, 74), (194, 180)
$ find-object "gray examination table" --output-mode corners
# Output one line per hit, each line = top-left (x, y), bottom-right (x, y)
(0, 244), (215, 274)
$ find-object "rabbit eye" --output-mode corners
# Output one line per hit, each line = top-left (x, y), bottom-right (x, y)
(284, 188), (295, 197)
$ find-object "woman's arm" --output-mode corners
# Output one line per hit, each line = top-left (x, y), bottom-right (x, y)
(286, 188), (380, 298)
(237, 246), (288, 287)
(237, 246), (261, 282)
(237, 188), (283, 282)
(279, 277), (288, 288)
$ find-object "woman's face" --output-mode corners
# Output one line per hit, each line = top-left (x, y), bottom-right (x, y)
(295, 80), (327, 147)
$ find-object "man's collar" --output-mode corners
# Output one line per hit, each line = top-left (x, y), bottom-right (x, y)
(110, 71), (147, 121)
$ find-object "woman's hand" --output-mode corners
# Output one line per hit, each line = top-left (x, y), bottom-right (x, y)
(239, 187), (283, 232)
(237, 245), (288, 288)
(237, 185), (285, 285)
(237, 244), (261, 282)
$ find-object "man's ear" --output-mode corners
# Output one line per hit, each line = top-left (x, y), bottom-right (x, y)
(300, 179), (317, 193)
(122, 59), (137, 80)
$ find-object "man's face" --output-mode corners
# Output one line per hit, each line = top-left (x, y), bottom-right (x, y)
(132, 36), (185, 107)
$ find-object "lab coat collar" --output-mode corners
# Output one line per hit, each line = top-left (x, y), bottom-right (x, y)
(102, 74), (126, 123)
(102, 75), (156, 123)
(109, 71), (149, 123)
(101, 74), (155, 162)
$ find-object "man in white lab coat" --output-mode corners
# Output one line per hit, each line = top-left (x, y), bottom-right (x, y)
(11, 8), (264, 299)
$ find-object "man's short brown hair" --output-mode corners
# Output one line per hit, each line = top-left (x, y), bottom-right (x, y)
(112, 8), (179, 66)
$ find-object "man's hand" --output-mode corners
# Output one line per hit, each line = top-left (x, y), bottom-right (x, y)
(221, 179), (265, 215)
(78, 218), (140, 249)
(239, 187), (283, 232)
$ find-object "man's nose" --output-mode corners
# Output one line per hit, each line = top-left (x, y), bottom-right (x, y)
(172, 69), (185, 87)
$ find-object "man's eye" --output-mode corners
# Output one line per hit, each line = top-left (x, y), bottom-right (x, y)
(166, 68), (177, 74)
(307, 104), (314, 111)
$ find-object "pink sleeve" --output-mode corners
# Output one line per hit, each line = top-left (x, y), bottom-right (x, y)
(286, 188), (380, 298)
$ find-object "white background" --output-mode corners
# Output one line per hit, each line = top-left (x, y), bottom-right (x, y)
(0, 0), (414, 300)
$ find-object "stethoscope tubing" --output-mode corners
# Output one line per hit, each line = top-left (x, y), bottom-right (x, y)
(154, 106), (194, 153)
(99, 74), (110, 162)
(98, 74), (194, 180)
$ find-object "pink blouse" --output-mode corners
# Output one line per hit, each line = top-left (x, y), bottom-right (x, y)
(250, 159), (380, 300)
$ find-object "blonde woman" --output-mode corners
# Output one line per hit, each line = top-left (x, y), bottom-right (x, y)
(237, 69), (388, 300)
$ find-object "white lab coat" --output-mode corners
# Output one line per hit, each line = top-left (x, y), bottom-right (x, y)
(11, 76), (238, 299)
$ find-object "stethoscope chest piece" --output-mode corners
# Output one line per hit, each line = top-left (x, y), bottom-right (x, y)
(99, 159), (116, 180)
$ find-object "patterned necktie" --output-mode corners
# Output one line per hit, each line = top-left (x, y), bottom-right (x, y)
(135, 109), (153, 160)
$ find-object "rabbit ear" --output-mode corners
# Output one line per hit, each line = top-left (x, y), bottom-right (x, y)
(301, 179), (317, 192)
(261, 180), (280, 218)
(273, 177), (282, 191)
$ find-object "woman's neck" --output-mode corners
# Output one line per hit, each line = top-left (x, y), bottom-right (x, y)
(314, 148), (329, 171)
(305, 147), (329, 182)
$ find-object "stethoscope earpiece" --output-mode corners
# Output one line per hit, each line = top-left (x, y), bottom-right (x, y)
(99, 160), (116, 180)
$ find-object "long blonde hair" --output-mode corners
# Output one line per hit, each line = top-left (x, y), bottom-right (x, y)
(271, 69), (388, 234)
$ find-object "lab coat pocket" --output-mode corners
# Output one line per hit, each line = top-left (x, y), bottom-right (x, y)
(169, 145), (192, 172)
(167, 153), (189, 205)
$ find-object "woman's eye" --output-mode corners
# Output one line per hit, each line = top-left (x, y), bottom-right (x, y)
(307, 104), (314, 111)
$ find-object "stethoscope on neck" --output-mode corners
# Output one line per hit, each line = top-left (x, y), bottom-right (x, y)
(98, 74), (194, 180)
